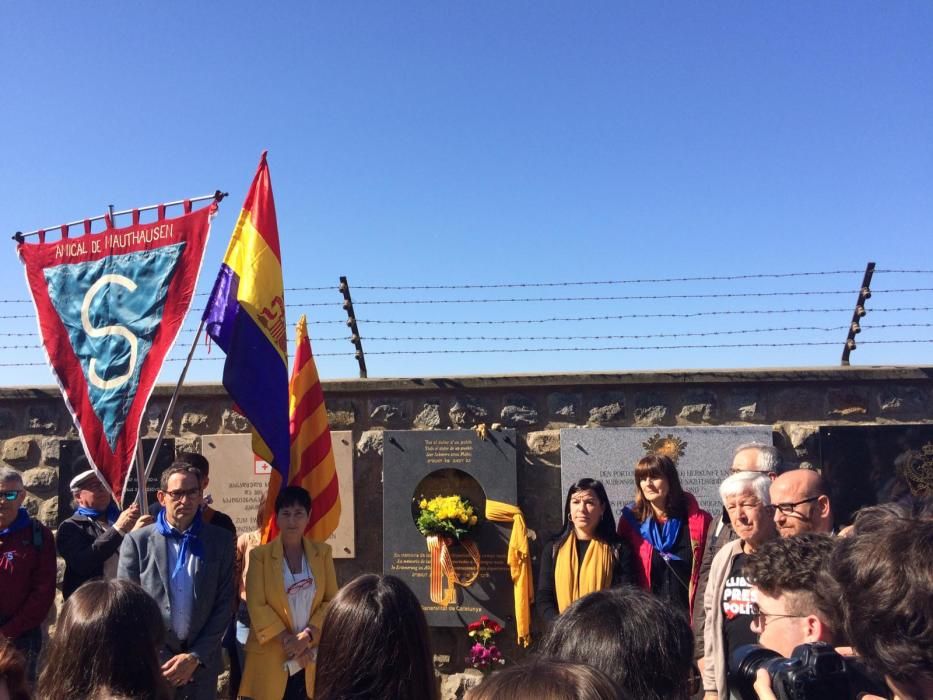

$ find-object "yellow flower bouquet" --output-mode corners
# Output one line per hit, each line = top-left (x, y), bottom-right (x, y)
(416, 494), (479, 541)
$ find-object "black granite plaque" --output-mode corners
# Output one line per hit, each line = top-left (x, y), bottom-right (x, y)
(820, 424), (933, 526)
(58, 439), (176, 523)
(383, 429), (518, 628)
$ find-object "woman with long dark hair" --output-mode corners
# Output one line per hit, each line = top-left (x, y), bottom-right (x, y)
(313, 574), (438, 700)
(617, 454), (711, 619)
(537, 478), (635, 624)
(36, 578), (171, 700)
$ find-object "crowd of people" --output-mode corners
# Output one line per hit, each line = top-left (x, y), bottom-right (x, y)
(0, 441), (930, 700)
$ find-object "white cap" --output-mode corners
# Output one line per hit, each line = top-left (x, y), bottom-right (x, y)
(69, 469), (100, 492)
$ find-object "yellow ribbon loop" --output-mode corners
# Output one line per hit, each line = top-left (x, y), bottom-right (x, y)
(485, 499), (534, 647)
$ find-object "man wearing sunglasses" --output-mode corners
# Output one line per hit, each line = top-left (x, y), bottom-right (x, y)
(58, 461), (153, 599)
(0, 466), (56, 684)
(119, 463), (234, 699)
(768, 468), (834, 537)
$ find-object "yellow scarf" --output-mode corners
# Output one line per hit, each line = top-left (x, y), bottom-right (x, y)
(554, 535), (614, 614)
(485, 500), (533, 647)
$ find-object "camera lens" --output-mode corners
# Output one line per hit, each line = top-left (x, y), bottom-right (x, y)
(728, 644), (784, 700)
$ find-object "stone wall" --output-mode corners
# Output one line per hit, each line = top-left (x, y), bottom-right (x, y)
(2, 366), (930, 695)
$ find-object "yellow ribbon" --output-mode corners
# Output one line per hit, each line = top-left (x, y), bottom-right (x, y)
(485, 500), (533, 647)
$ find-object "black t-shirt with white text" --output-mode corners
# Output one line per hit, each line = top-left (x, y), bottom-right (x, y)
(721, 552), (757, 673)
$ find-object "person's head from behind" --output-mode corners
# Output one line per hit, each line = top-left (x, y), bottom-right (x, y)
(561, 478), (616, 542)
(831, 518), (933, 700)
(539, 586), (694, 700)
(466, 659), (625, 700)
(744, 533), (838, 657)
(314, 574), (438, 700)
(768, 469), (833, 537)
(632, 453), (687, 521)
(730, 442), (781, 478)
(0, 638), (29, 700)
(719, 471), (775, 549)
(274, 485), (312, 541)
(37, 578), (169, 700)
(175, 452), (210, 489)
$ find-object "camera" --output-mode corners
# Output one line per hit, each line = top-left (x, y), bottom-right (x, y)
(728, 642), (890, 700)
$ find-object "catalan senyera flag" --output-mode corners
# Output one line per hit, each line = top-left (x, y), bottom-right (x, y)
(260, 316), (341, 543)
(203, 152), (290, 492)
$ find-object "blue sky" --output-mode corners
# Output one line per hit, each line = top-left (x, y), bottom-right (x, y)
(1, 2), (931, 386)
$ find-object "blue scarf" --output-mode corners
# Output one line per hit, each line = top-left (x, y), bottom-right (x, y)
(0, 508), (30, 537)
(76, 503), (120, 525)
(156, 508), (204, 579)
(623, 506), (684, 561)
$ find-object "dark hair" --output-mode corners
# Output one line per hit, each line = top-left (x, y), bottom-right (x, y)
(275, 485), (312, 515)
(314, 574), (438, 700)
(539, 586), (694, 700)
(466, 659), (626, 700)
(830, 518), (933, 687)
(745, 534), (839, 631)
(37, 579), (171, 700)
(632, 454), (687, 522)
(0, 638), (29, 700)
(158, 463), (202, 492)
(175, 452), (210, 478)
(554, 478), (619, 546)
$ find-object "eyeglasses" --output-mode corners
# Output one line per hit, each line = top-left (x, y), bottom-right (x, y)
(286, 576), (315, 596)
(163, 487), (201, 502)
(750, 602), (806, 627)
(1, 490), (23, 501)
(766, 496), (820, 516)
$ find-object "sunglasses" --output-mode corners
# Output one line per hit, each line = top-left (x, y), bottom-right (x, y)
(2, 490), (23, 501)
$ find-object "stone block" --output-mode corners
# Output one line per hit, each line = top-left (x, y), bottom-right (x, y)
(221, 408), (249, 433)
(587, 392), (626, 426)
(146, 403), (168, 434)
(37, 437), (60, 466)
(726, 391), (764, 422)
(547, 392), (579, 421)
(633, 395), (669, 426)
(784, 424), (820, 457)
(22, 467), (57, 491)
(525, 430), (561, 459)
(678, 390), (718, 423)
(826, 388), (869, 418)
(500, 396), (539, 427)
(448, 397), (489, 428)
(175, 437), (201, 455)
(356, 429), (384, 457)
(180, 407), (213, 433)
(37, 496), (58, 527)
(27, 405), (58, 433)
(877, 387), (926, 415)
(2, 437), (34, 464)
(413, 402), (441, 429)
(326, 400), (357, 429)
(439, 670), (483, 700)
(22, 494), (39, 517)
(369, 400), (408, 427)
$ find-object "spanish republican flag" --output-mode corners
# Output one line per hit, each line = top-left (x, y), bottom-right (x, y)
(203, 152), (290, 501)
(288, 315), (341, 542)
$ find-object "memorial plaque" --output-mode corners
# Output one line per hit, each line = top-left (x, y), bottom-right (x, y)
(202, 432), (356, 554)
(58, 438), (175, 523)
(820, 424), (933, 526)
(383, 429), (518, 627)
(560, 427), (773, 519)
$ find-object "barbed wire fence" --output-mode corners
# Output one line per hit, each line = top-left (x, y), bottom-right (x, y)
(0, 268), (931, 375)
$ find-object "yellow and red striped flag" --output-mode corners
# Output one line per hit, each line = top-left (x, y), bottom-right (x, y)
(287, 314), (341, 541)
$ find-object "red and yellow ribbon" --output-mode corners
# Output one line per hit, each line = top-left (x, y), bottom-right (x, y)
(426, 535), (481, 607)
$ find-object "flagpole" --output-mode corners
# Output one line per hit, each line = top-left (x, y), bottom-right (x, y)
(134, 440), (148, 511)
(143, 320), (206, 483)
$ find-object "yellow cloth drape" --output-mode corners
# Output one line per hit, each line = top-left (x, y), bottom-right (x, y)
(485, 500), (533, 647)
(553, 535), (613, 614)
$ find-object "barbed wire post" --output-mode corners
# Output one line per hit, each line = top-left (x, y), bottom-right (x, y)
(340, 276), (368, 378)
(841, 262), (876, 366)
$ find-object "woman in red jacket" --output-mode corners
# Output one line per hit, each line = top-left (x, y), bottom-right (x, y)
(617, 454), (711, 620)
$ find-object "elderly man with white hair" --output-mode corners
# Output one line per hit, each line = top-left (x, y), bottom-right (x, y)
(57, 459), (152, 599)
(701, 471), (777, 700)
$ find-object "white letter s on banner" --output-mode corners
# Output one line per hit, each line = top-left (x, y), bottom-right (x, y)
(81, 274), (139, 390)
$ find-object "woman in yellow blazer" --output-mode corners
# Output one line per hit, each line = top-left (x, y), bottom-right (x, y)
(239, 486), (338, 700)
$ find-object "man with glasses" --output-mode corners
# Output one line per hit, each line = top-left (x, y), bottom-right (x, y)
(58, 460), (153, 599)
(744, 533), (838, 657)
(0, 465), (56, 684)
(768, 469), (834, 537)
(119, 462), (234, 699)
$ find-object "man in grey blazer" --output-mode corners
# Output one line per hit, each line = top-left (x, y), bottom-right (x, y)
(119, 462), (235, 699)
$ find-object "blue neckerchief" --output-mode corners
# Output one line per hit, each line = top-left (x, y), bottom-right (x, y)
(75, 503), (120, 525)
(623, 505), (684, 561)
(0, 508), (30, 537)
(156, 508), (204, 579)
